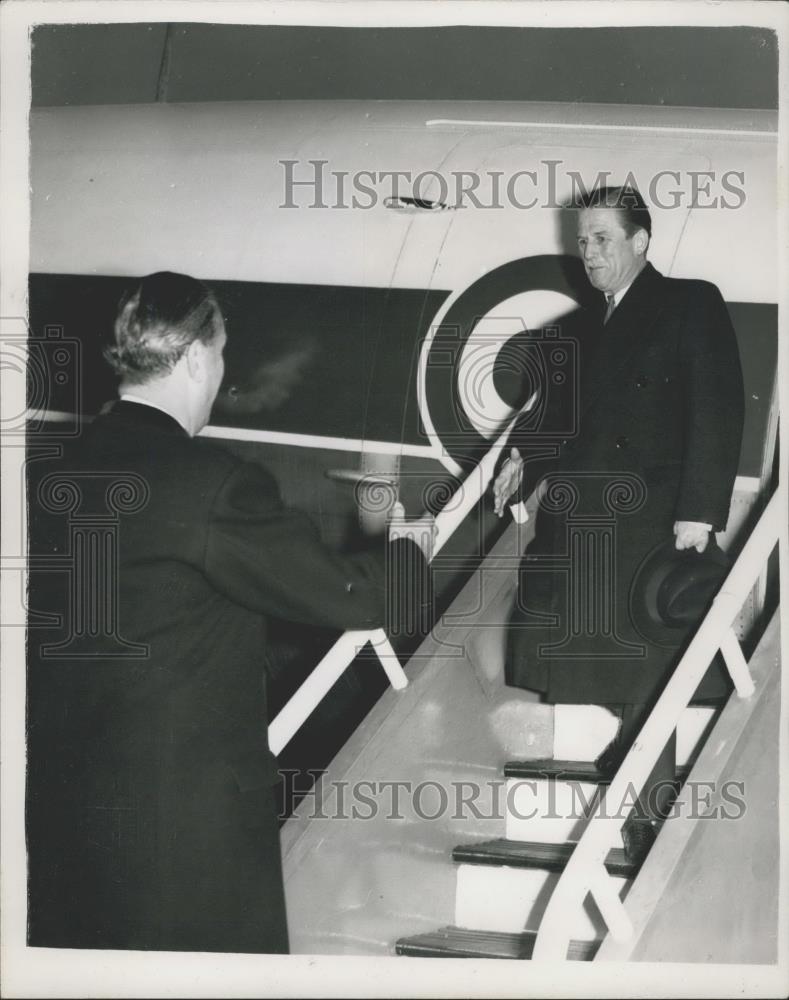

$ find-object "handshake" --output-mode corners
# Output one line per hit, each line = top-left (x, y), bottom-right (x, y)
(382, 446), (524, 558)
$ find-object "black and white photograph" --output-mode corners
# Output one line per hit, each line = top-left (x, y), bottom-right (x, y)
(1, 1), (787, 997)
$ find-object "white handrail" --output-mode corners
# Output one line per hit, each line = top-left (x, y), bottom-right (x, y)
(432, 415), (522, 557)
(268, 411), (525, 757)
(268, 628), (403, 756)
(532, 489), (780, 961)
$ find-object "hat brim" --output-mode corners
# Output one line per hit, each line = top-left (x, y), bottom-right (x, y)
(629, 538), (729, 648)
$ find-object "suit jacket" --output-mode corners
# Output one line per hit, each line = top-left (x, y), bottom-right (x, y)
(506, 262), (744, 705)
(26, 401), (429, 953)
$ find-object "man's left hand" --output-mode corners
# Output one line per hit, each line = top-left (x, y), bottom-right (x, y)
(673, 520), (711, 553)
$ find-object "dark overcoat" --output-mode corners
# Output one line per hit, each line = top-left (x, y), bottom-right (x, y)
(505, 262), (744, 706)
(26, 401), (427, 953)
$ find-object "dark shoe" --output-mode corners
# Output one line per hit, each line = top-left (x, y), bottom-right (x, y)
(622, 818), (658, 866)
(594, 742), (624, 779)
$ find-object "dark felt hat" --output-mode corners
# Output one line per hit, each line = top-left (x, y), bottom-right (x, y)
(629, 537), (730, 647)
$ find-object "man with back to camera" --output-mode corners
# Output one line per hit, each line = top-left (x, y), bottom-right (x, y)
(492, 186), (744, 860)
(26, 271), (434, 954)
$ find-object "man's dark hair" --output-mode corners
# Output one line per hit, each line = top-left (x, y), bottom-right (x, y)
(104, 271), (223, 382)
(575, 185), (652, 238)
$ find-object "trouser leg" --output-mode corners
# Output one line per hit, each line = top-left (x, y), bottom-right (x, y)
(612, 703), (678, 823)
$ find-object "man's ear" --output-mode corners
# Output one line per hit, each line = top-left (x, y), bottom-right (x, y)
(634, 228), (649, 256)
(185, 339), (204, 382)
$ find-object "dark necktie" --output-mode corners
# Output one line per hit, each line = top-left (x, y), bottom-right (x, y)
(604, 293), (616, 324)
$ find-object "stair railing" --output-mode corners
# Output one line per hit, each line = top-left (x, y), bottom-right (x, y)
(267, 414), (523, 757)
(531, 489), (781, 960)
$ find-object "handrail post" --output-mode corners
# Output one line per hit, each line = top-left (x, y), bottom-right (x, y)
(719, 627), (755, 698)
(589, 864), (633, 943)
(268, 629), (372, 757)
(369, 628), (408, 690)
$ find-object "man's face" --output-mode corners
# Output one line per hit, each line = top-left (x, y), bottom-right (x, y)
(576, 207), (645, 295)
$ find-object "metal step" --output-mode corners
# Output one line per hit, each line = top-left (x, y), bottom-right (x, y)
(453, 837), (638, 879)
(395, 924), (599, 960)
(504, 758), (690, 784)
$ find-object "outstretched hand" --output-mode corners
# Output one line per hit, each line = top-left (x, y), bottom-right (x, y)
(492, 447), (524, 518)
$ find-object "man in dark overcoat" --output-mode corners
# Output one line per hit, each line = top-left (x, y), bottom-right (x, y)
(493, 186), (744, 856)
(26, 272), (432, 953)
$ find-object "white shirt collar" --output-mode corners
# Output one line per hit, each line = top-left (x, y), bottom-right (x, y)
(609, 277), (636, 308)
(119, 393), (188, 433)
(608, 262), (647, 308)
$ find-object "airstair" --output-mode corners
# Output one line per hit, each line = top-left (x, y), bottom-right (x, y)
(275, 444), (782, 963)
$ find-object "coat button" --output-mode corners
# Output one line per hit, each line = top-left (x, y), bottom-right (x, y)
(616, 435), (629, 449)
(635, 375), (649, 388)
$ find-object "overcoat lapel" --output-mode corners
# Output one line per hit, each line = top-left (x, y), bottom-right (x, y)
(580, 262), (667, 419)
